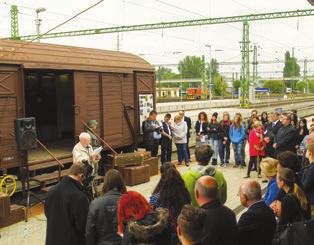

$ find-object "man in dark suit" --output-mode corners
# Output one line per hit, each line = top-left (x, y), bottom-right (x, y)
(161, 113), (172, 164)
(195, 176), (238, 245)
(238, 180), (276, 245)
(274, 113), (297, 156)
(179, 110), (191, 158)
(270, 112), (283, 136)
(45, 163), (89, 245)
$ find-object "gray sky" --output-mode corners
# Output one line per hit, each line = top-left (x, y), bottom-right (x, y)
(0, 0), (314, 77)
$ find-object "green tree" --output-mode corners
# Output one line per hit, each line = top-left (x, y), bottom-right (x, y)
(178, 56), (203, 78)
(296, 80), (307, 93)
(156, 67), (180, 81)
(206, 58), (219, 79)
(213, 74), (227, 96)
(233, 80), (241, 92)
(283, 51), (300, 90)
(263, 80), (286, 94)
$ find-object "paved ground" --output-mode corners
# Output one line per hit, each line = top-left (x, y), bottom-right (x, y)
(0, 160), (267, 245)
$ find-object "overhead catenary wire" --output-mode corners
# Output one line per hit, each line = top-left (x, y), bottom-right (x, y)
(0, 0), (105, 58)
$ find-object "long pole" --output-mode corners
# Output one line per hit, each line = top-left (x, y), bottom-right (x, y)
(35, 12), (41, 42)
(208, 45), (212, 105)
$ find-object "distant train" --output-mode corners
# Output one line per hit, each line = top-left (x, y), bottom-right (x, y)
(186, 88), (209, 100)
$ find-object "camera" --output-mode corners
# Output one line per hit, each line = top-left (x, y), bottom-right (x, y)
(155, 126), (163, 134)
(81, 160), (95, 200)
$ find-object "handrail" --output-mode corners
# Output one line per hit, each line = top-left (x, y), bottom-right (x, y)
(10, 133), (64, 181)
(80, 120), (117, 155)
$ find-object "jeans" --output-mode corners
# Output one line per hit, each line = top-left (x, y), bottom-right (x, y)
(241, 140), (247, 163)
(209, 139), (219, 160)
(247, 156), (262, 176)
(161, 139), (172, 164)
(233, 143), (243, 165)
(219, 139), (230, 163)
(176, 143), (189, 164)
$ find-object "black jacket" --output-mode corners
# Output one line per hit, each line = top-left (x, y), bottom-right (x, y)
(142, 119), (161, 148)
(45, 176), (89, 245)
(238, 201), (276, 245)
(201, 200), (238, 245)
(274, 124), (297, 153)
(161, 121), (172, 143)
(195, 121), (208, 136)
(184, 116), (192, 138)
(122, 208), (171, 245)
(270, 120), (282, 136)
(219, 121), (231, 141)
(207, 122), (221, 140)
(86, 190), (122, 245)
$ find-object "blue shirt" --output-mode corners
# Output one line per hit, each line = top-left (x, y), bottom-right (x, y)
(264, 176), (279, 206)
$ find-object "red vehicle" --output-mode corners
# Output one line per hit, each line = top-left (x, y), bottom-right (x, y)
(186, 88), (209, 100)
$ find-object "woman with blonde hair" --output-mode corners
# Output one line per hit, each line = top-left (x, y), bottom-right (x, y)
(260, 158), (279, 206)
(171, 115), (190, 166)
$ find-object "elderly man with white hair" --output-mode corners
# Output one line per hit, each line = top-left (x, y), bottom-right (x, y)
(72, 132), (100, 173)
(237, 179), (276, 245)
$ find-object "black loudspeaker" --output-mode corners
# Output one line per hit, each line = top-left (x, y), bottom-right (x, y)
(14, 117), (38, 150)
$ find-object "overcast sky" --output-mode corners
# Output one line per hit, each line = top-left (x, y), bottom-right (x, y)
(0, 0), (314, 77)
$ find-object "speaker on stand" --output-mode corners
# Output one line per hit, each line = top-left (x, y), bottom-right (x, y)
(14, 117), (42, 226)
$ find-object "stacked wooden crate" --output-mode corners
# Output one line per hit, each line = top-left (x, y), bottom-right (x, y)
(0, 193), (25, 228)
(107, 152), (159, 186)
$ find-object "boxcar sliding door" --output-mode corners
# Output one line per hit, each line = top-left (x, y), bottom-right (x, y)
(74, 72), (102, 141)
(0, 65), (24, 171)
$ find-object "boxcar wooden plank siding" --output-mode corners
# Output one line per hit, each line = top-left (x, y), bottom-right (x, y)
(0, 66), (24, 170)
(0, 40), (153, 73)
(0, 40), (155, 172)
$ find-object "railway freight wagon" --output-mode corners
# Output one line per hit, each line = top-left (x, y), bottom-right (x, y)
(0, 40), (156, 177)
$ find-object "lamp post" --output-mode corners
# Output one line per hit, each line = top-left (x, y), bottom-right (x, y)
(35, 8), (46, 42)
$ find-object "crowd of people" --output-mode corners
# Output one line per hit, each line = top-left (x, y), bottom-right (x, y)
(44, 108), (314, 245)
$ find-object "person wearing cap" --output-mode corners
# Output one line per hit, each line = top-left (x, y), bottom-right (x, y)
(207, 112), (221, 165)
(86, 120), (100, 149)
(260, 158), (279, 206)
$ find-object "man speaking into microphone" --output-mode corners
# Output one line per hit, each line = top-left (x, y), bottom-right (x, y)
(72, 132), (100, 174)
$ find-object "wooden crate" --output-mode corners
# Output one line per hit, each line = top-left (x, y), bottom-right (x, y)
(0, 193), (10, 218)
(144, 157), (159, 176)
(117, 164), (150, 186)
(107, 153), (144, 167)
(0, 204), (25, 228)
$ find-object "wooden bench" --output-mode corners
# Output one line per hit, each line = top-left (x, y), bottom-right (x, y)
(31, 169), (71, 188)
(28, 157), (73, 172)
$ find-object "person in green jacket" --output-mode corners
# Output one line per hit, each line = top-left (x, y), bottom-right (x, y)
(182, 144), (227, 206)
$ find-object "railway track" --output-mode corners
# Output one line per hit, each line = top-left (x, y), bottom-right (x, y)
(161, 97), (314, 114)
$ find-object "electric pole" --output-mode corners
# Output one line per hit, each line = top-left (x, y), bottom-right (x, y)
(10, 5), (19, 40)
(35, 8), (46, 42)
(201, 55), (207, 100)
(303, 58), (309, 93)
(240, 21), (250, 108)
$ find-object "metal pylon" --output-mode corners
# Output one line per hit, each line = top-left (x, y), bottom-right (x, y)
(240, 21), (250, 108)
(10, 5), (19, 40)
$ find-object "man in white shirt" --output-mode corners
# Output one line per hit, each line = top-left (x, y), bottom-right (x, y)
(72, 132), (99, 174)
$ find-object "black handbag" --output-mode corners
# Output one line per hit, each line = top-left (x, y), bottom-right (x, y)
(272, 219), (314, 245)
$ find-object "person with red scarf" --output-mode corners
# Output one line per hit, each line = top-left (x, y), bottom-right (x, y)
(118, 191), (171, 245)
(244, 121), (266, 178)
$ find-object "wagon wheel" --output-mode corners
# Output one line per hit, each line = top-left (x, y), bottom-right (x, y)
(0, 175), (17, 196)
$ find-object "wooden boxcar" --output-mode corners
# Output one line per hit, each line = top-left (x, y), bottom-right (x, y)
(0, 40), (155, 174)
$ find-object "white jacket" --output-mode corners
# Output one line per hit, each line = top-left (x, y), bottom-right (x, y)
(72, 142), (93, 164)
(173, 121), (188, 144)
